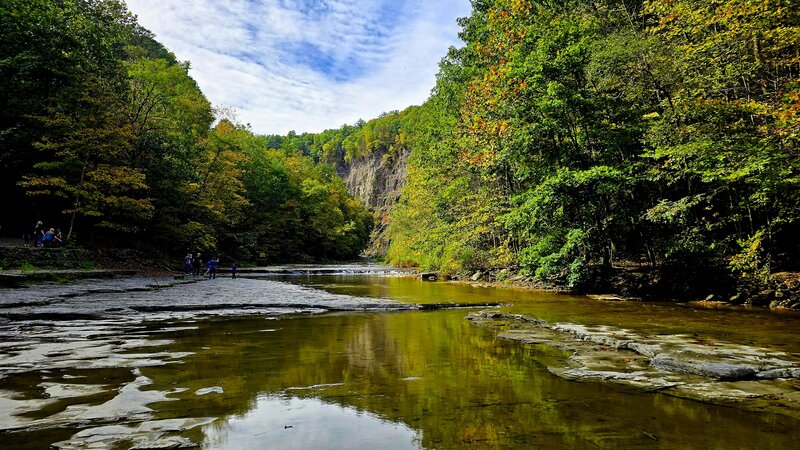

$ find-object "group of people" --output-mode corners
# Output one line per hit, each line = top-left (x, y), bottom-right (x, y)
(25, 220), (63, 248)
(184, 252), (238, 279)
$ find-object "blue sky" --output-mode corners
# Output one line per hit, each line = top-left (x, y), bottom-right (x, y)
(125, 0), (472, 135)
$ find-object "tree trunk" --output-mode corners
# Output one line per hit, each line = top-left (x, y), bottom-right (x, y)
(66, 164), (87, 242)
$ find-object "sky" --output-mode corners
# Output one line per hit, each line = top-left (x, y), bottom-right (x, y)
(125, 0), (472, 135)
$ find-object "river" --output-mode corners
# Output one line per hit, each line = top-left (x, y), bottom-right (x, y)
(1, 267), (799, 449)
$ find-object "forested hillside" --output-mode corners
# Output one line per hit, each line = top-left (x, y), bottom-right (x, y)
(3, 0), (798, 294)
(0, 0), (373, 262)
(287, 0), (799, 296)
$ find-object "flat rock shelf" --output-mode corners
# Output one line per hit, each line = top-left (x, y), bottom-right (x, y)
(467, 310), (800, 417)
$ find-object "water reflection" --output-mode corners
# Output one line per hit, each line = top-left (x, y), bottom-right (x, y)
(141, 312), (800, 449)
(203, 396), (420, 449)
(3, 275), (800, 448)
(276, 274), (800, 352)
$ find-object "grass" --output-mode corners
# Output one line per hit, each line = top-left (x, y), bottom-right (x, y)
(53, 274), (76, 284)
(79, 260), (96, 270)
(19, 263), (40, 273)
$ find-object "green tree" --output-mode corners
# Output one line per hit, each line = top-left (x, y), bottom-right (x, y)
(21, 74), (153, 240)
(1, 0), (136, 233)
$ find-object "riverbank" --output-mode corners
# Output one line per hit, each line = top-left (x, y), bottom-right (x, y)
(5, 239), (798, 311)
(0, 244), (179, 280)
(0, 242), (402, 280)
(419, 264), (800, 311)
(0, 268), (138, 287)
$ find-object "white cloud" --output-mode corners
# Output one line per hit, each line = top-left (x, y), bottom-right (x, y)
(125, 0), (471, 134)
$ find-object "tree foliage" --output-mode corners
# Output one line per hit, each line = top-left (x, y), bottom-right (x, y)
(5, 0), (797, 280)
(1, 1), (372, 261)
(378, 0), (800, 287)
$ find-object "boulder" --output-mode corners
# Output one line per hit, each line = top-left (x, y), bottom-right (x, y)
(747, 290), (774, 306)
(471, 271), (482, 281)
(419, 272), (439, 282)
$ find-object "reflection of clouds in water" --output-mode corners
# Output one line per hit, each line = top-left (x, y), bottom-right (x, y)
(204, 395), (420, 450)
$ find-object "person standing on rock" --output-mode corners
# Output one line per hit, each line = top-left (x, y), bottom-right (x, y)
(34, 221), (44, 247)
(207, 257), (218, 279)
(184, 253), (192, 274)
(192, 253), (202, 277)
(231, 262), (238, 279)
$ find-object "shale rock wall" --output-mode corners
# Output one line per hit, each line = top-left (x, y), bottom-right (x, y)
(339, 148), (409, 256)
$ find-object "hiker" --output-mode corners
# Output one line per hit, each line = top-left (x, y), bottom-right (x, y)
(184, 253), (192, 274)
(192, 253), (202, 277)
(34, 221), (44, 247)
(207, 257), (218, 279)
(53, 229), (63, 246)
(42, 228), (55, 247)
(231, 262), (238, 279)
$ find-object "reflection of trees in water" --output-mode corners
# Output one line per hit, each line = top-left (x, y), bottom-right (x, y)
(140, 312), (800, 449)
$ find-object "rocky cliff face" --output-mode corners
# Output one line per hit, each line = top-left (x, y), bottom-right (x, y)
(339, 148), (409, 256)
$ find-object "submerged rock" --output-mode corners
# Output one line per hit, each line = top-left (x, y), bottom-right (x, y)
(131, 437), (196, 449)
(467, 309), (800, 416)
(195, 386), (224, 396)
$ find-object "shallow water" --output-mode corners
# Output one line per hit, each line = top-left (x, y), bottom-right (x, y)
(1, 273), (800, 449)
(282, 274), (800, 352)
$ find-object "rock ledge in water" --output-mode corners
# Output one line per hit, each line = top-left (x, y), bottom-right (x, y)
(466, 310), (800, 417)
(649, 354), (758, 381)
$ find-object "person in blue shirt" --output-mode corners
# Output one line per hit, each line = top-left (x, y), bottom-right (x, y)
(43, 228), (55, 247)
(207, 257), (218, 279)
